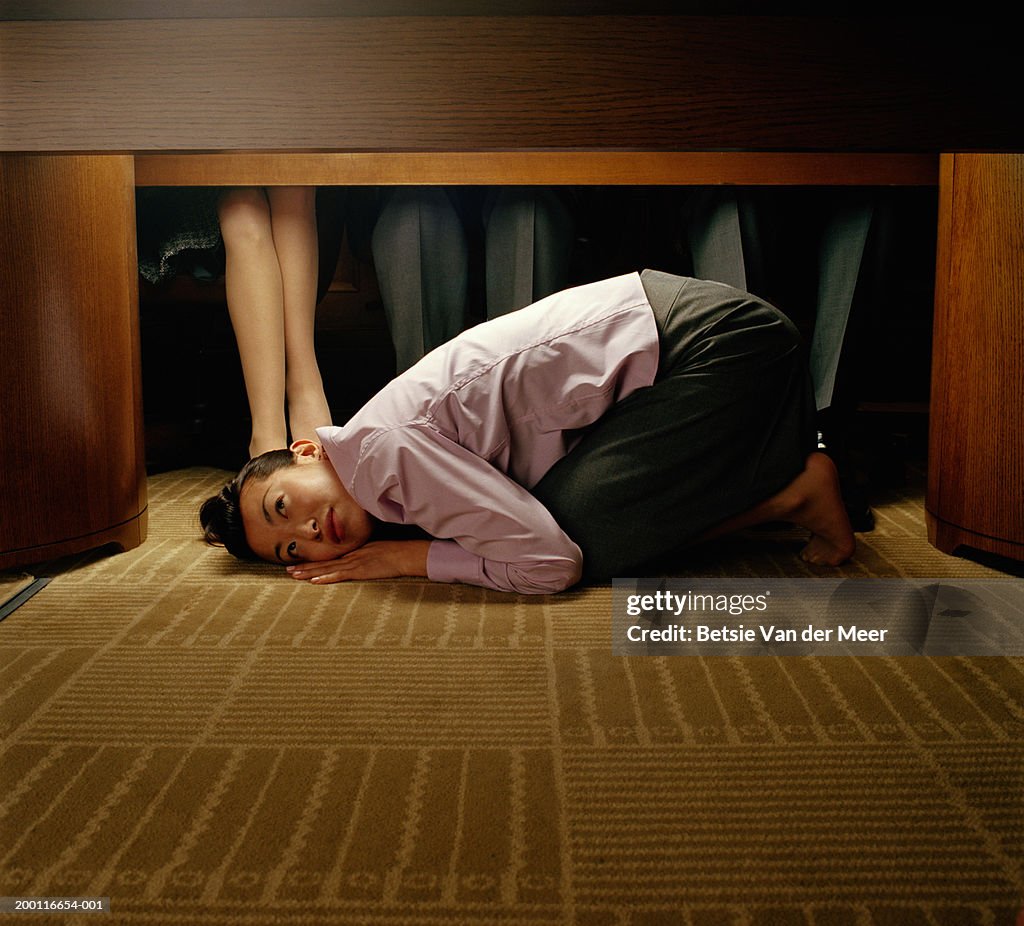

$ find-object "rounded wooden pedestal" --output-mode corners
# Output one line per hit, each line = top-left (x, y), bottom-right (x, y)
(927, 154), (1024, 564)
(927, 511), (1024, 562)
(0, 155), (147, 572)
(0, 514), (148, 572)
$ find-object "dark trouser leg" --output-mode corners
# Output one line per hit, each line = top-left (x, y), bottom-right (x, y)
(371, 187), (468, 372)
(810, 196), (874, 412)
(483, 188), (574, 319)
(531, 272), (816, 581)
(684, 188), (749, 290)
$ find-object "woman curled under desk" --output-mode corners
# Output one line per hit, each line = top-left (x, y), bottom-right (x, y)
(198, 270), (855, 594)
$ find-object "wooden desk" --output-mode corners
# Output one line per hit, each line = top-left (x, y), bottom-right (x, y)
(1, 13), (1021, 568)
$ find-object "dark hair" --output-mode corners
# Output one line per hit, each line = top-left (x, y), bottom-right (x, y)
(199, 449), (295, 560)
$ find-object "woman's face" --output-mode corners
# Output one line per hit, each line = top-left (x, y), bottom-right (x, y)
(239, 444), (373, 565)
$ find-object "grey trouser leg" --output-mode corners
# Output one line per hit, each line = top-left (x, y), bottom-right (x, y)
(687, 189), (874, 411)
(809, 199), (874, 410)
(483, 188), (574, 319)
(685, 189), (749, 290)
(371, 188), (468, 372)
(532, 271), (815, 581)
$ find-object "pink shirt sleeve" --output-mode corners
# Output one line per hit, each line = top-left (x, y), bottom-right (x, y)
(350, 425), (583, 595)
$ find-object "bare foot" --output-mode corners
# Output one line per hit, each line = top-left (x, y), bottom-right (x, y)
(780, 452), (856, 565)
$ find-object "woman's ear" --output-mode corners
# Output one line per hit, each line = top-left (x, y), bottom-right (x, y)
(290, 439), (323, 463)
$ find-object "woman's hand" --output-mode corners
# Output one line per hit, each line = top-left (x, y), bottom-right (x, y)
(286, 540), (431, 584)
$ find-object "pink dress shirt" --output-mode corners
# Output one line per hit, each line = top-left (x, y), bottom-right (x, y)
(316, 272), (659, 594)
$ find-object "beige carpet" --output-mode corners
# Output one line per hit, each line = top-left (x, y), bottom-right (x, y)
(0, 574), (36, 608)
(1, 467), (1022, 925)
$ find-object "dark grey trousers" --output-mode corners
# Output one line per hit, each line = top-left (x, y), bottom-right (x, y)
(531, 270), (816, 581)
(677, 189), (874, 412)
(371, 187), (574, 372)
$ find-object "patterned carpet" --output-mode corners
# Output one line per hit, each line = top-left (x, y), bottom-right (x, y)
(1, 467), (1022, 925)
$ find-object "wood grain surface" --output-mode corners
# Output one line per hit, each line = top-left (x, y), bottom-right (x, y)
(133, 151), (939, 186)
(0, 155), (147, 569)
(2, 16), (1019, 153)
(927, 153), (1024, 559)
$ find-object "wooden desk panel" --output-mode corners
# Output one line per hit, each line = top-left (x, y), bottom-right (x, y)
(927, 154), (1024, 560)
(134, 152), (939, 188)
(3, 16), (1020, 153)
(0, 155), (147, 569)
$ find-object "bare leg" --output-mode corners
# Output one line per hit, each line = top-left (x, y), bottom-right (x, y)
(699, 452), (856, 565)
(266, 186), (332, 444)
(219, 188), (288, 457)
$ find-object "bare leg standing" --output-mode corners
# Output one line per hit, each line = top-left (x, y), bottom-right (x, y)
(219, 186), (332, 458)
(267, 186), (332, 444)
(219, 188), (288, 458)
